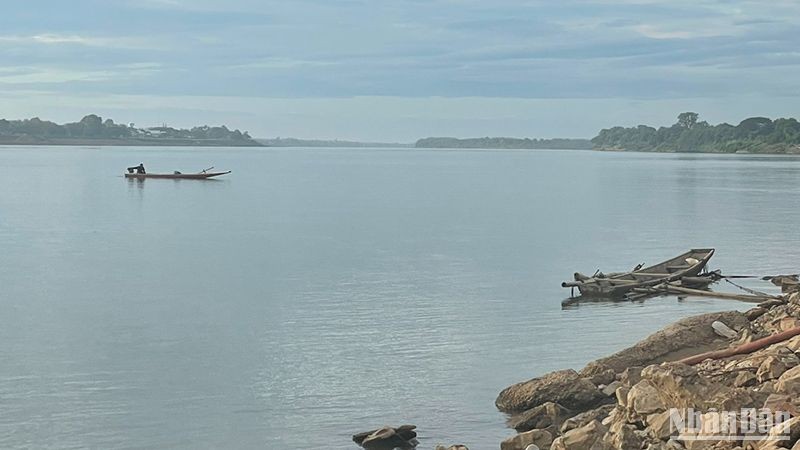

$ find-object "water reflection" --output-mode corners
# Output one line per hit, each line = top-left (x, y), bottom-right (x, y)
(126, 177), (146, 189)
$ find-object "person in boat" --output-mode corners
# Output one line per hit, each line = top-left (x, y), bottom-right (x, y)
(127, 163), (146, 174)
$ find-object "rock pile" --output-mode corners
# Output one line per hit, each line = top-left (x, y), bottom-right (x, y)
(497, 289), (800, 450)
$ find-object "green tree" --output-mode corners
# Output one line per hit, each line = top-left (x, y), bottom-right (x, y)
(677, 112), (699, 129)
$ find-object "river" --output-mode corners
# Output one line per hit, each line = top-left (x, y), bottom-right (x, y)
(1, 146), (798, 449)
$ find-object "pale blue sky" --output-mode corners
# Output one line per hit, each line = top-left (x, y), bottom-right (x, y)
(1, 0), (799, 141)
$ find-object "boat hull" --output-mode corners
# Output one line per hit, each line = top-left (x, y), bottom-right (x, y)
(124, 171), (230, 180)
(564, 248), (715, 298)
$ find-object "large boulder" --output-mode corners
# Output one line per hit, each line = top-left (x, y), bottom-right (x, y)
(734, 370), (758, 387)
(645, 411), (678, 441)
(580, 311), (749, 377)
(756, 416), (800, 449)
(763, 393), (800, 418)
(757, 356), (789, 383)
(500, 429), (553, 450)
(785, 335), (800, 354)
(561, 405), (616, 434)
(550, 420), (607, 450)
(640, 363), (715, 410)
(627, 379), (665, 416)
(776, 366), (800, 395)
(510, 402), (572, 433)
(677, 411), (741, 450)
(497, 369), (606, 413)
(618, 366), (643, 387)
(602, 422), (643, 450)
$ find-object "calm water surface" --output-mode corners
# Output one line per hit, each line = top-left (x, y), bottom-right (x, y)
(1, 146), (799, 449)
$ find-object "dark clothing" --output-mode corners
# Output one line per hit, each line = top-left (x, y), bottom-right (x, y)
(127, 164), (146, 174)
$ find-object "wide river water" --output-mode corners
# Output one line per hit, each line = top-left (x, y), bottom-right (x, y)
(1, 146), (799, 449)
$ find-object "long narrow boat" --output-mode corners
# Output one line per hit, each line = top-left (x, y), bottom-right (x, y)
(124, 170), (231, 180)
(561, 248), (715, 298)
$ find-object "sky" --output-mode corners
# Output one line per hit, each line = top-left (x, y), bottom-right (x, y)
(1, 0), (799, 141)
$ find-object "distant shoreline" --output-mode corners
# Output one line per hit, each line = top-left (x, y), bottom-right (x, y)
(0, 137), (264, 147)
(0, 114), (261, 147)
(257, 138), (413, 148)
(593, 113), (800, 154)
(415, 136), (592, 150)
(5, 140), (800, 154)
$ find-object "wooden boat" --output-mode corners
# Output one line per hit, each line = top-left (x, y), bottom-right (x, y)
(124, 170), (231, 180)
(562, 248), (715, 298)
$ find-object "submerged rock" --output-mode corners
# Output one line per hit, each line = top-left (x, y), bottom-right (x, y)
(353, 425), (417, 449)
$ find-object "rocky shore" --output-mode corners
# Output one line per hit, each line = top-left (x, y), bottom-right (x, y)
(495, 284), (800, 450)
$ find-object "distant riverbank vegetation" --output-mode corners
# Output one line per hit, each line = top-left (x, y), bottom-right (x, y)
(259, 137), (412, 148)
(415, 137), (592, 149)
(593, 113), (800, 154)
(0, 114), (262, 146)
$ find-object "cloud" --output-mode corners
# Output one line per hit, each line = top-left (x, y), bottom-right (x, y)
(0, 0), (799, 139)
(0, 33), (156, 49)
(230, 58), (338, 70)
(0, 67), (114, 84)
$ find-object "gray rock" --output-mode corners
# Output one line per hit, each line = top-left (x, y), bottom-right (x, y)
(496, 369), (605, 414)
(353, 425), (417, 449)
(733, 371), (757, 387)
(746, 307), (768, 321)
(602, 381), (622, 397)
(627, 379), (665, 415)
(510, 402), (572, 433)
(776, 365), (800, 395)
(646, 411), (677, 441)
(500, 429), (553, 450)
(560, 404), (616, 433)
(580, 311), (749, 377)
(586, 369), (616, 387)
(757, 356), (789, 383)
(550, 420), (607, 450)
(619, 366), (644, 387)
(615, 386), (630, 408)
(603, 422), (643, 450)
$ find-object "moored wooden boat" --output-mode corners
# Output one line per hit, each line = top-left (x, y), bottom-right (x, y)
(562, 248), (715, 298)
(124, 170), (231, 180)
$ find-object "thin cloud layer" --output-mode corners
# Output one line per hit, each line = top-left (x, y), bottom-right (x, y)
(0, 0), (798, 140)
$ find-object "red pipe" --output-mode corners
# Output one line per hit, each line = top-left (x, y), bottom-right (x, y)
(679, 326), (800, 365)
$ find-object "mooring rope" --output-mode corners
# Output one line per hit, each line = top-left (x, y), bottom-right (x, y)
(723, 277), (773, 298)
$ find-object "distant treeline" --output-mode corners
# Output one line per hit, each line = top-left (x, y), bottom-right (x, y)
(260, 137), (412, 148)
(0, 114), (261, 146)
(593, 113), (800, 153)
(415, 137), (592, 149)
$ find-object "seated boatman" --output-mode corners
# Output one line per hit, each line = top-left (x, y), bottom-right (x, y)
(126, 163), (146, 174)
